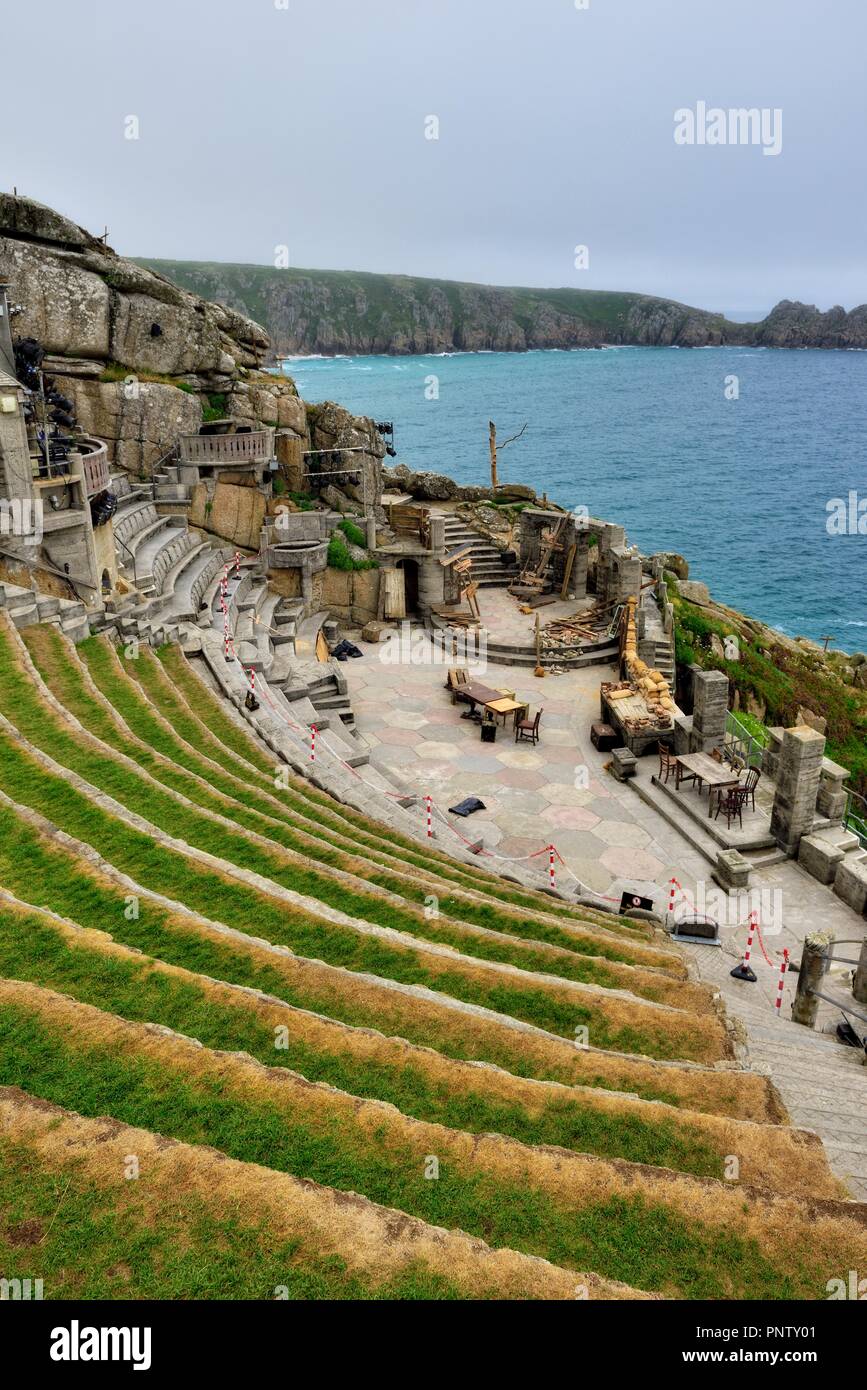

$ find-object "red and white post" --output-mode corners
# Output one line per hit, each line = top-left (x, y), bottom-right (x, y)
(247, 667), (255, 696)
(548, 845), (556, 891)
(234, 550), (241, 576)
(743, 911), (756, 969)
(774, 948), (789, 1017)
(425, 795), (433, 839)
(310, 724), (317, 762)
(667, 878), (682, 919)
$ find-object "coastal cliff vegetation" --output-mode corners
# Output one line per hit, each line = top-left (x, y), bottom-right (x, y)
(136, 259), (867, 357)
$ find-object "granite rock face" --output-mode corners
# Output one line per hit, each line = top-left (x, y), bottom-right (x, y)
(0, 193), (276, 472)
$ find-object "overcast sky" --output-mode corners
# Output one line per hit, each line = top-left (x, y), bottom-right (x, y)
(3, 0), (865, 316)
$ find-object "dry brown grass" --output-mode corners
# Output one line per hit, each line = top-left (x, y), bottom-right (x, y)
(0, 807), (781, 1120)
(0, 889), (834, 1195)
(0, 646), (730, 1065)
(8, 980), (864, 1279)
(0, 1086), (650, 1300)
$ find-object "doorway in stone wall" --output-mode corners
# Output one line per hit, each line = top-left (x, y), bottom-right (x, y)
(398, 558), (419, 614)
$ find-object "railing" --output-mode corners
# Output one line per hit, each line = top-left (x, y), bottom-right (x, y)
(178, 430), (275, 465)
(388, 503), (430, 544)
(844, 787), (867, 848)
(725, 710), (766, 770)
(78, 438), (110, 497)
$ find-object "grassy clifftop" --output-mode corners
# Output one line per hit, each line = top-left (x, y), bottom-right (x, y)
(135, 259), (867, 356)
(135, 259), (742, 356)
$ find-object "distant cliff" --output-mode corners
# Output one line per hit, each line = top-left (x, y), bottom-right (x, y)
(134, 260), (867, 356)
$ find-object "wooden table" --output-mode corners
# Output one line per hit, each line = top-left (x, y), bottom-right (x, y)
(454, 681), (505, 711)
(674, 753), (739, 818)
(484, 696), (524, 728)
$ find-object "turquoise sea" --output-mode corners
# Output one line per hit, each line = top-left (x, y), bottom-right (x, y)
(282, 347), (867, 652)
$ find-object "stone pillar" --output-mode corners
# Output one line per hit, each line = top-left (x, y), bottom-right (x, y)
(816, 756), (850, 824)
(365, 516), (378, 550)
(688, 669), (729, 754)
(854, 935), (867, 1006)
(792, 929), (833, 1027)
(428, 514), (445, 552)
(770, 725), (826, 856)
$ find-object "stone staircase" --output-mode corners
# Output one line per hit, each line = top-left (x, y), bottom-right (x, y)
(723, 985), (866, 1200)
(441, 514), (520, 588)
(640, 588), (675, 683)
(0, 582), (91, 642)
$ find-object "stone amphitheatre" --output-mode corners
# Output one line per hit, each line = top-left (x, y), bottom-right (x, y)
(0, 195), (865, 1303)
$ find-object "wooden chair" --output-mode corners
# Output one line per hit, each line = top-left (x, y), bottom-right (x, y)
(658, 742), (677, 784)
(741, 766), (761, 813)
(445, 668), (469, 704)
(711, 748), (723, 763)
(714, 784), (746, 830)
(516, 708), (543, 745)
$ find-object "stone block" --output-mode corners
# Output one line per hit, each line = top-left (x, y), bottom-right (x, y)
(713, 848), (751, 892)
(798, 833), (845, 886)
(610, 747), (637, 782)
(761, 727), (785, 781)
(833, 856), (867, 916)
(673, 714), (692, 755)
(816, 787), (848, 822)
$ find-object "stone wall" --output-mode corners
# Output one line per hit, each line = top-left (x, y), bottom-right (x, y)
(519, 508), (589, 597)
(188, 479), (267, 551)
(321, 566), (381, 624)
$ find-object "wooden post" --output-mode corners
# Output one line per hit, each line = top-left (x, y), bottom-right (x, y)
(489, 421), (498, 491)
(561, 543), (577, 600)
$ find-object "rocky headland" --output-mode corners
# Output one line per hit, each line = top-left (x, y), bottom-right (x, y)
(135, 259), (867, 357)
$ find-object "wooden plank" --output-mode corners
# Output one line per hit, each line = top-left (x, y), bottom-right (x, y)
(383, 567), (406, 620)
(560, 542), (577, 600)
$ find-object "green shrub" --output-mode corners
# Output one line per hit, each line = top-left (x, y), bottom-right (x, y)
(338, 518), (367, 548)
(327, 533), (376, 572)
(202, 393), (228, 423)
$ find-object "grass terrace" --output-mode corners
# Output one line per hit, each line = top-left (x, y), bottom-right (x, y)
(1, 611), (863, 1301)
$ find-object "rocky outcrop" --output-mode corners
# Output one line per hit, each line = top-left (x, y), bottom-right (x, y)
(749, 299), (867, 349)
(135, 258), (867, 355)
(0, 194), (288, 472)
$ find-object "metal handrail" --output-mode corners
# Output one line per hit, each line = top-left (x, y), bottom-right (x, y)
(115, 533), (138, 587)
(843, 787), (867, 847)
(725, 710), (765, 769)
(806, 987), (867, 1029)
